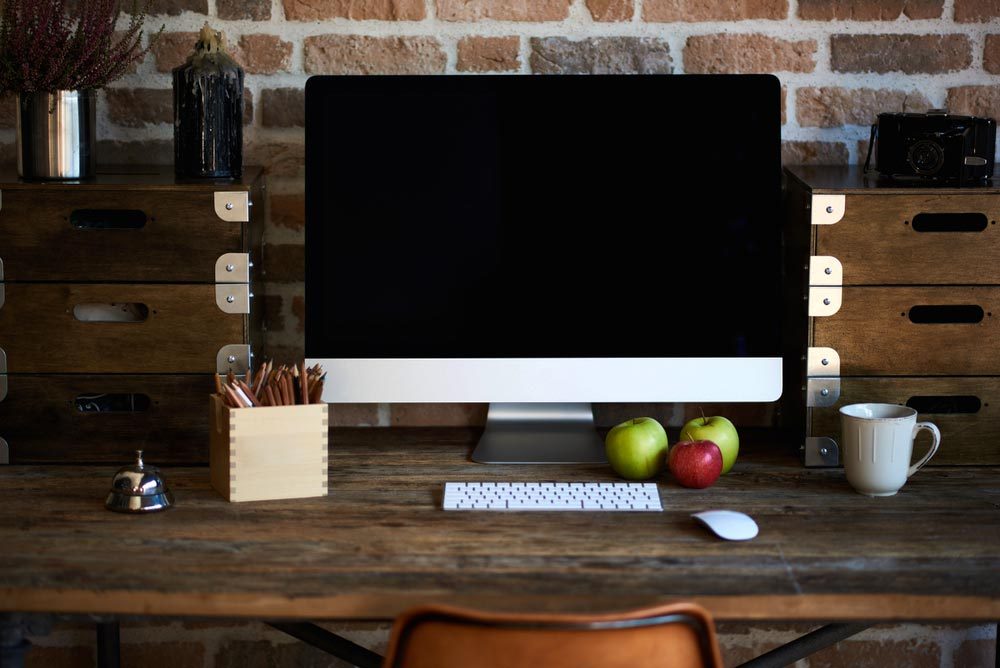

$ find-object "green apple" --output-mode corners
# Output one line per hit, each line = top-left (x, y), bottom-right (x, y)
(680, 415), (739, 474)
(605, 417), (669, 480)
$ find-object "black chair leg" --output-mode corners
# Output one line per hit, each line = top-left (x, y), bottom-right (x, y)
(96, 621), (120, 668)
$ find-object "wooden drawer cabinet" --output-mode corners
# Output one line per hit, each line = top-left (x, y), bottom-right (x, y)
(0, 166), (265, 464)
(783, 166), (1000, 466)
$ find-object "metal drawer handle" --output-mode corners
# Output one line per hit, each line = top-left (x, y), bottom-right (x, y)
(909, 212), (988, 233)
(906, 395), (981, 414)
(73, 303), (150, 322)
(70, 209), (147, 229)
(907, 305), (985, 324)
(75, 393), (152, 413)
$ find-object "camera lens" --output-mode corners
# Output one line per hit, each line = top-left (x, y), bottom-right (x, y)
(907, 140), (945, 175)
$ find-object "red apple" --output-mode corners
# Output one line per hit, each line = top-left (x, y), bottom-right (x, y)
(668, 440), (723, 489)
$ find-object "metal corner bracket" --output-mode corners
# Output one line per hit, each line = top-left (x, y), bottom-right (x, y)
(217, 344), (251, 376)
(216, 284), (251, 314)
(806, 377), (840, 408)
(811, 194), (845, 226)
(808, 286), (842, 317)
(804, 436), (840, 467)
(215, 253), (251, 283)
(807, 347), (841, 377)
(214, 191), (250, 223)
(809, 256), (843, 287)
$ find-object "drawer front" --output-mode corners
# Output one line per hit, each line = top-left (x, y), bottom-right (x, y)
(0, 375), (213, 463)
(0, 188), (247, 282)
(0, 284), (245, 373)
(811, 377), (1000, 465)
(813, 286), (1000, 376)
(815, 193), (1000, 285)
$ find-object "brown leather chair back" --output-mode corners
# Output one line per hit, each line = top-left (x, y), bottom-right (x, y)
(383, 601), (724, 668)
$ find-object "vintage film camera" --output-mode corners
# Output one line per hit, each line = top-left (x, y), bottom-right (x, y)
(866, 110), (995, 184)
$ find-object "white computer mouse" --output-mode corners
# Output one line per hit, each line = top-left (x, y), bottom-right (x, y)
(691, 510), (759, 541)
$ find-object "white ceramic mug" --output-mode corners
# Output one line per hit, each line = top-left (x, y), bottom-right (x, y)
(839, 403), (941, 496)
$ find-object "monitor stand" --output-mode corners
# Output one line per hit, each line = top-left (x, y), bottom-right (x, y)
(471, 403), (608, 464)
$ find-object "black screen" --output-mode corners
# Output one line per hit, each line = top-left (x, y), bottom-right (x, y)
(306, 75), (782, 358)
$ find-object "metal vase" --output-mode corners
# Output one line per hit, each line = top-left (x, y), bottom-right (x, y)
(16, 90), (97, 180)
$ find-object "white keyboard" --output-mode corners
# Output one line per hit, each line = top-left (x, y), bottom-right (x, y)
(443, 482), (663, 511)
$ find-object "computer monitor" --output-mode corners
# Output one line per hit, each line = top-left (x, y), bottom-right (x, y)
(305, 74), (783, 464)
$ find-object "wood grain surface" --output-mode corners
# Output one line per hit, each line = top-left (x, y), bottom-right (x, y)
(0, 283), (245, 373)
(814, 193), (1000, 286)
(811, 377), (1000, 465)
(0, 429), (996, 622)
(812, 286), (1000, 376)
(0, 167), (263, 282)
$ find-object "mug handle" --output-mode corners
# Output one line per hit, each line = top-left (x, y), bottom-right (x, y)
(908, 422), (941, 478)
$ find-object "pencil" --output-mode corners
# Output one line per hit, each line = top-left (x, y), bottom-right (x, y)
(300, 361), (309, 404)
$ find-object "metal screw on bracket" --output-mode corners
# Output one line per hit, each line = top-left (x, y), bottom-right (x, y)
(820, 447), (829, 455)
(823, 297), (831, 305)
(822, 358), (830, 366)
(825, 267), (833, 275)
(225, 202), (234, 211)
(826, 206), (834, 213)
(227, 355), (236, 363)
(820, 388), (830, 397)
(226, 264), (235, 272)
(226, 295), (235, 303)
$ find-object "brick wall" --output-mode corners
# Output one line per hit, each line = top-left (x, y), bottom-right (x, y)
(9, 2), (999, 665)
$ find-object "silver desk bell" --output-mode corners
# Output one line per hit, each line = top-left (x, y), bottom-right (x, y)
(105, 450), (174, 513)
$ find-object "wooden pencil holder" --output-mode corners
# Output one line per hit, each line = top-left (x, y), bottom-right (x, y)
(209, 394), (329, 502)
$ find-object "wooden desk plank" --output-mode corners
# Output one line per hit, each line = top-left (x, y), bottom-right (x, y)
(0, 429), (997, 622)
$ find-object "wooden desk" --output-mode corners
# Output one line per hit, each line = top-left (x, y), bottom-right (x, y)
(0, 429), (997, 622)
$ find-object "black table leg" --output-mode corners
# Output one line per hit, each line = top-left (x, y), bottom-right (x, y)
(735, 622), (871, 668)
(267, 622), (383, 668)
(96, 621), (121, 668)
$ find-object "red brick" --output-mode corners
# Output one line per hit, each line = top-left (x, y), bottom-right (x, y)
(831, 34), (972, 73)
(218, 0), (271, 19)
(292, 295), (305, 334)
(955, 0), (1000, 20)
(391, 404), (488, 426)
(243, 87), (254, 126)
(457, 36), (521, 72)
(946, 86), (1000, 120)
(797, 87), (932, 127)
(96, 139), (173, 164)
(588, 0), (634, 20)
(263, 244), (304, 283)
(284, 0), (425, 19)
(986, 35), (1000, 73)
(245, 139), (305, 177)
(270, 194), (305, 232)
(261, 88), (305, 128)
(233, 35), (292, 75)
(105, 88), (172, 127)
(684, 34), (815, 73)
(330, 404), (381, 426)
(645, 0), (786, 21)
(437, 0), (570, 20)
(781, 86), (787, 124)
(122, 642), (204, 667)
(305, 35), (445, 75)
(781, 140), (849, 165)
(261, 295), (284, 333)
(26, 647), (93, 668)
(799, 0), (942, 18)
(952, 639), (996, 666)
(810, 638), (940, 668)
(530, 37), (671, 74)
(145, 0), (207, 14)
(151, 32), (199, 73)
